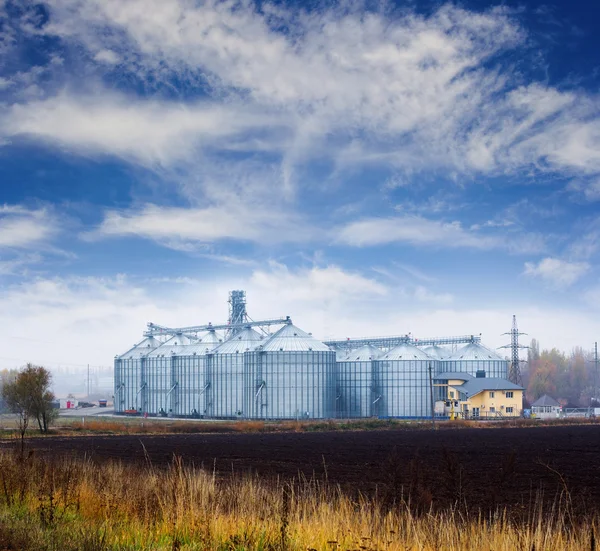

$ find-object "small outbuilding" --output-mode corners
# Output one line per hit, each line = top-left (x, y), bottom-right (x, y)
(531, 394), (561, 419)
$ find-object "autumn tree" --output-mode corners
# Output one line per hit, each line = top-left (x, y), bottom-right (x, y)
(2, 364), (57, 436)
(527, 357), (558, 401)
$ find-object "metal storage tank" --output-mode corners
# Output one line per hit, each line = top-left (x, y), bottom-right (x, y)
(442, 342), (508, 379)
(373, 343), (435, 418)
(144, 334), (198, 415)
(244, 322), (336, 420)
(421, 345), (449, 361)
(172, 330), (222, 417)
(336, 344), (380, 418)
(335, 349), (352, 361)
(114, 336), (162, 413)
(206, 327), (263, 418)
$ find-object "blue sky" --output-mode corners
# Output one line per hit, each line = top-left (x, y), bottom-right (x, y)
(1, 0), (600, 372)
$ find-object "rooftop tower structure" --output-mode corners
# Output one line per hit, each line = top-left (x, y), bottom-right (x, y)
(228, 290), (247, 336)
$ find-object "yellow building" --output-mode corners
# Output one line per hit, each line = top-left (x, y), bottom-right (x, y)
(435, 373), (524, 419)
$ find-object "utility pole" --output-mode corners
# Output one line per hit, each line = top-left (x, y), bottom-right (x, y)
(428, 362), (436, 429)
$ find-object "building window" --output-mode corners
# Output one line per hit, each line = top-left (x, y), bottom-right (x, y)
(489, 407), (495, 413)
(489, 391), (495, 398)
(506, 391), (513, 398)
(449, 391), (455, 398)
(506, 407), (513, 413)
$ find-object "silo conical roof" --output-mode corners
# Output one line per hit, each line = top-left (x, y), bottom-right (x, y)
(448, 342), (504, 361)
(342, 344), (382, 361)
(336, 349), (350, 361)
(259, 322), (331, 352)
(379, 342), (433, 361)
(146, 334), (198, 357)
(170, 330), (222, 356)
(421, 345), (449, 359)
(118, 336), (164, 359)
(212, 327), (263, 354)
(197, 330), (221, 347)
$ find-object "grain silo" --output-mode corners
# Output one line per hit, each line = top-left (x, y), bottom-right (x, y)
(114, 336), (163, 413)
(373, 343), (435, 418)
(336, 344), (380, 418)
(442, 342), (508, 379)
(243, 322), (336, 419)
(172, 330), (221, 417)
(206, 327), (263, 418)
(143, 334), (198, 415)
(421, 345), (449, 360)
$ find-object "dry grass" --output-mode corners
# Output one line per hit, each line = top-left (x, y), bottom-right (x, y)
(0, 446), (597, 551)
(1, 413), (599, 439)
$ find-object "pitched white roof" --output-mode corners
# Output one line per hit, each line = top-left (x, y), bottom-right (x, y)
(379, 343), (433, 361)
(145, 334), (198, 357)
(340, 344), (381, 361)
(212, 327), (263, 354)
(421, 345), (450, 359)
(118, 336), (163, 359)
(259, 322), (331, 352)
(448, 342), (505, 361)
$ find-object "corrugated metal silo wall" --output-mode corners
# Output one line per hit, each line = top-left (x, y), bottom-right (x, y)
(373, 359), (437, 418)
(115, 357), (143, 412)
(336, 360), (373, 418)
(113, 359), (122, 412)
(243, 350), (336, 419)
(144, 355), (173, 415)
(173, 354), (208, 417)
(206, 352), (245, 419)
(441, 359), (508, 378)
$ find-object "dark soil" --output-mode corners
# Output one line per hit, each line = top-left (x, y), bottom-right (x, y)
(3, 424), (600, 514)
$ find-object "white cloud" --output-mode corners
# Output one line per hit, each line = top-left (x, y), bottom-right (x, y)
(2, 270), (600, 377)
(2, 92), (287, 167)
(93, 49), (120, 65)
(89, 202), (315, 247)
(0, 205), (59, 249)
(251, 262), (387, 303)
(0, 253), (43, 275)
(568, 178), (600, 202)
(0, 1), (597, 194)
(414, 285), (453, 305)
(336, 215), (544, 254)
(524, 257), (590, 288)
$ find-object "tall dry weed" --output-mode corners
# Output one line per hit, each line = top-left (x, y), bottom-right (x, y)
(0, 449), (597, 550)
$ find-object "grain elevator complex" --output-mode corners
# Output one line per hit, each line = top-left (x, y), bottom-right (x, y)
(114, 291), (515, 420)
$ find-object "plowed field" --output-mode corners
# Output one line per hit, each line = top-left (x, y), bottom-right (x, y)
(4, 424), (600, 513)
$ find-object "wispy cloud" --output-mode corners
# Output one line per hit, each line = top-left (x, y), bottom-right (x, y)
(336, 215), (544, 254)
(0, 205), (59, 249)
(1, 1), (599, 198)
(2, 92), (288, 167)
(523, 257), (590, 288)
(251, 262), (388, 303)
(87, 202), (315, 248)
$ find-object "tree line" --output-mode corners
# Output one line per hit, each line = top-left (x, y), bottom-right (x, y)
(523, 339), (599, 408)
